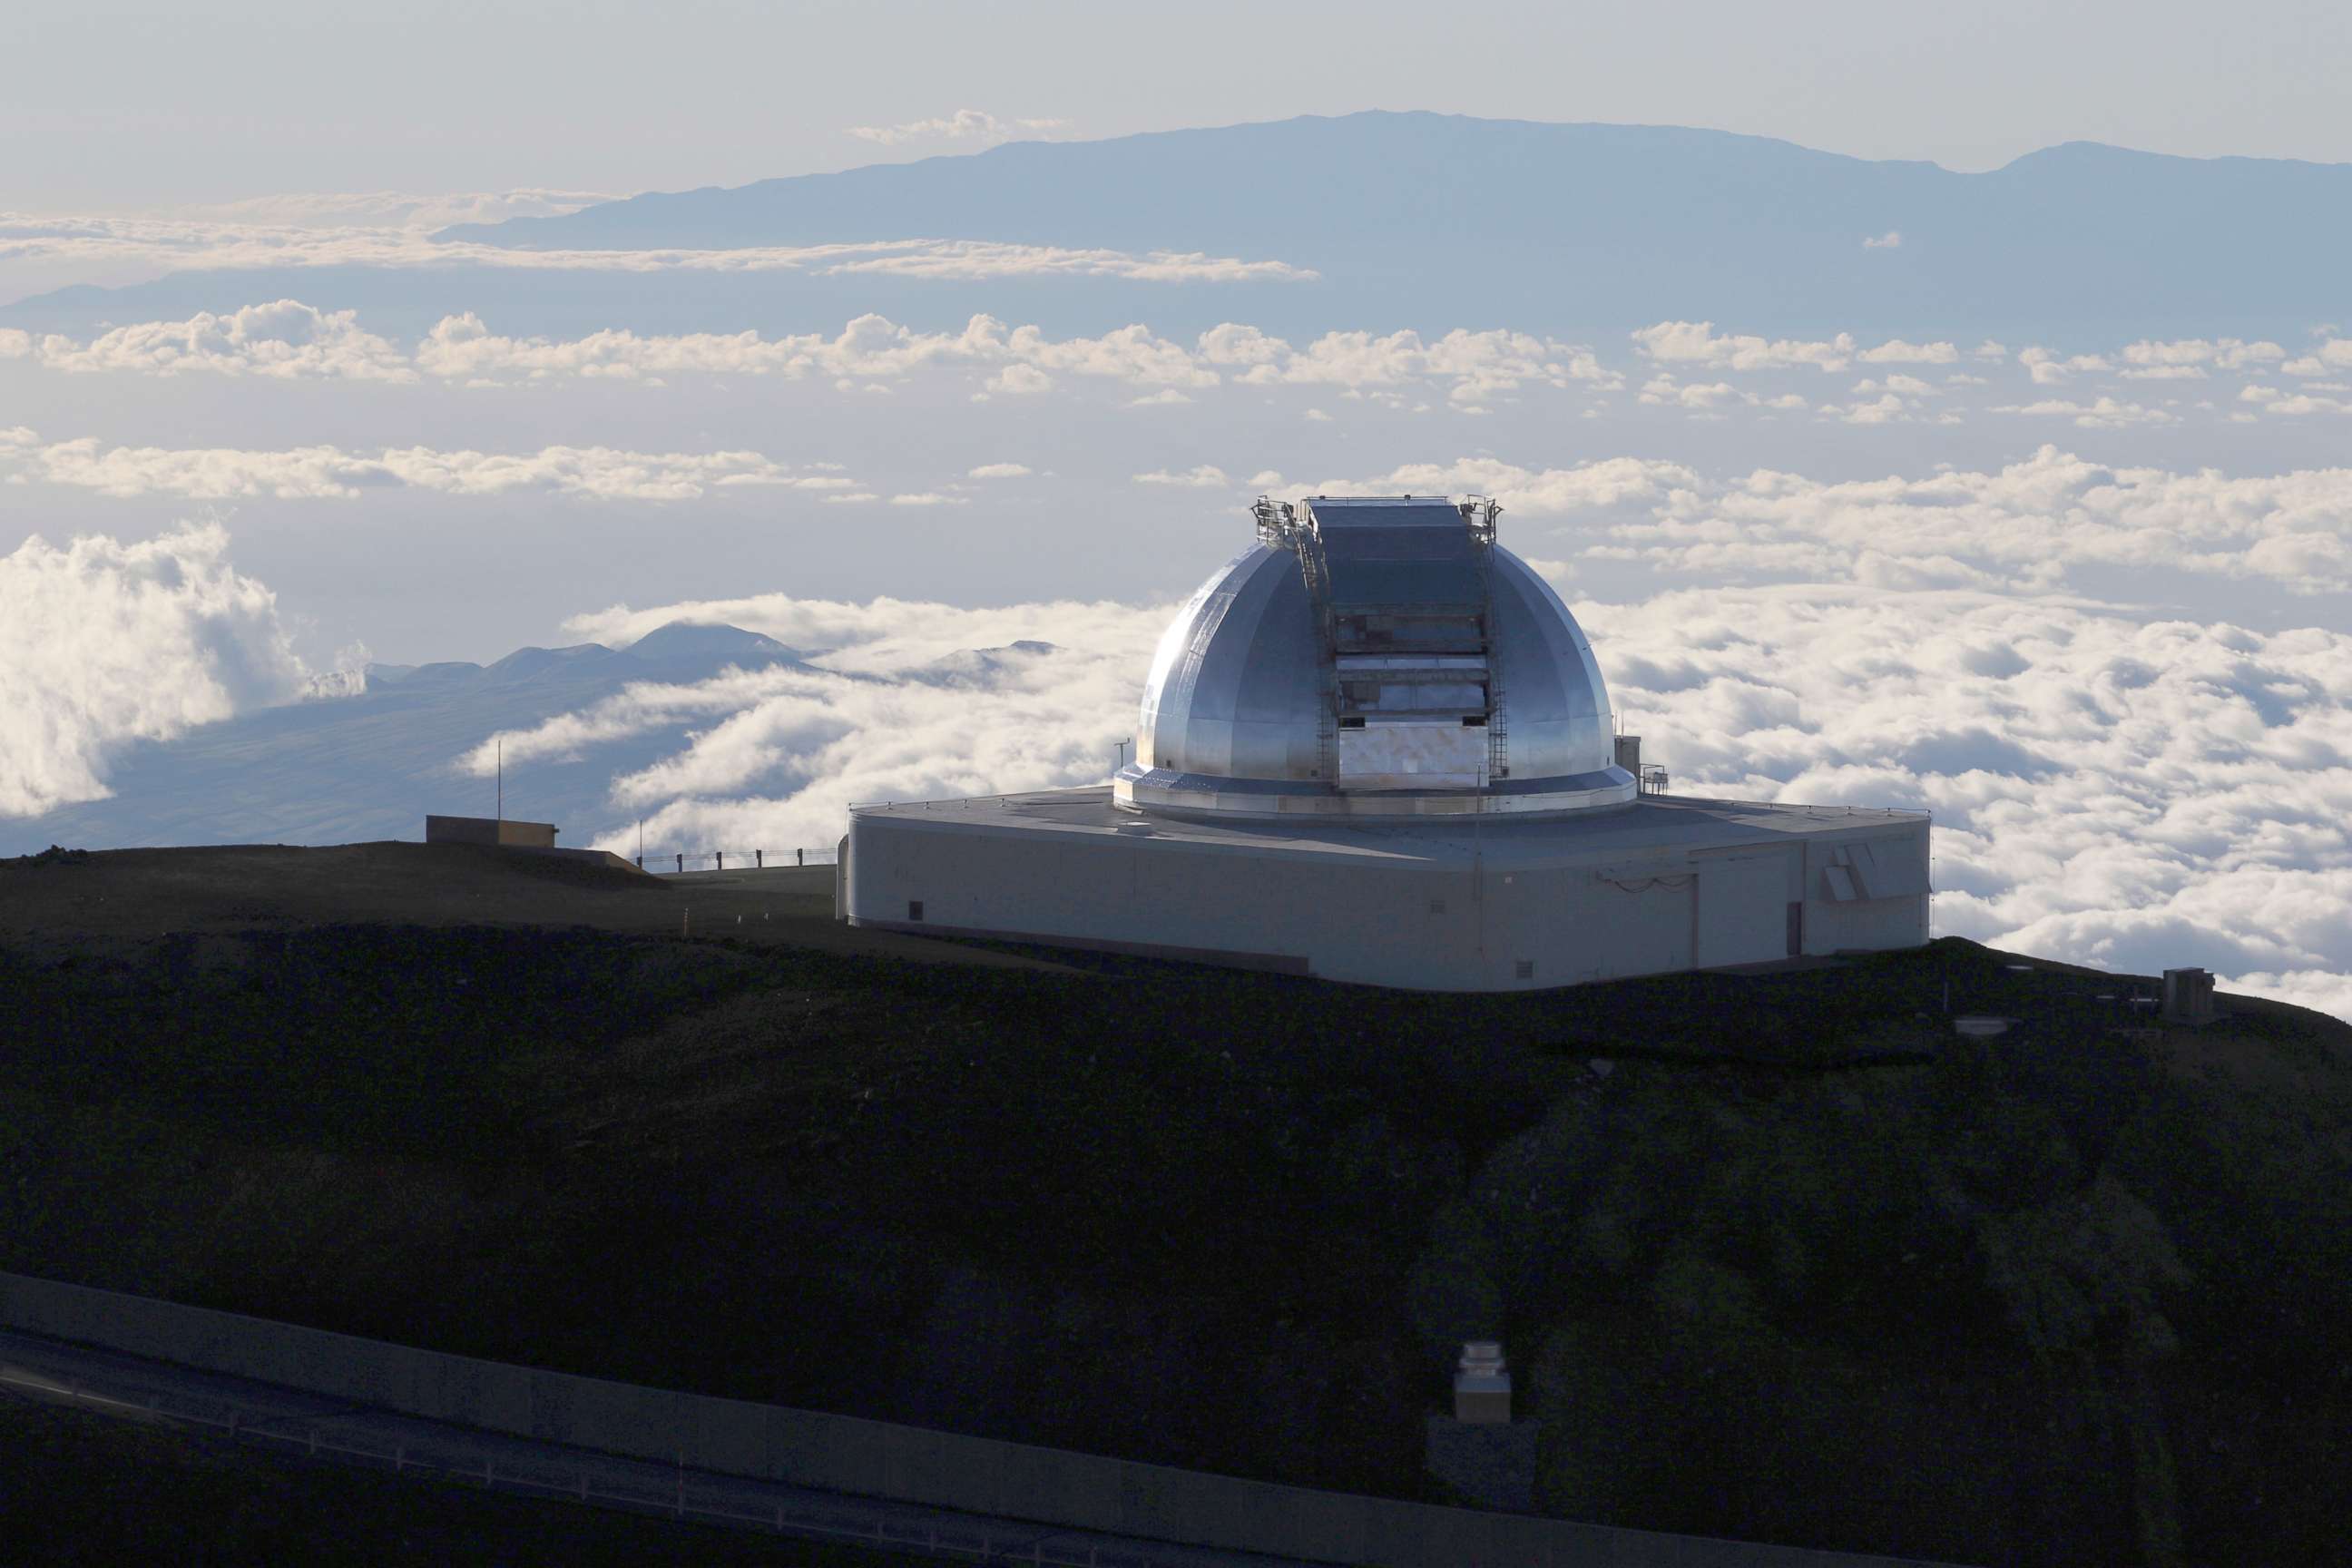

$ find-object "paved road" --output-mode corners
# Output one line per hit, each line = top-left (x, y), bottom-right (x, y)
(0, 1328), (1317, 1567)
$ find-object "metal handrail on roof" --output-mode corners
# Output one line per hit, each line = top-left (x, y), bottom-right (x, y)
(1251, 495), (1297, 548)
(1458, 495), (1500, 543)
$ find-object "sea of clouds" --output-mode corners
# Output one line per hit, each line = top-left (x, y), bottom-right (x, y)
(6, 299), (2349, 413)
(5, 248), (2349, 1019)
(8, 439), (2352, 1023)
(425, 576), (2350, 1022)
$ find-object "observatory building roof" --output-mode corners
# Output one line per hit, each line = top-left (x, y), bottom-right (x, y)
(1115, 495), (1636, 819)
(866, 787), (1927, 869)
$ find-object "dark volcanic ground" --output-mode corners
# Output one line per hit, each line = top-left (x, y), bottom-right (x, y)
(0, 840), (1065, 969)
(4, 841), (2348, 1567)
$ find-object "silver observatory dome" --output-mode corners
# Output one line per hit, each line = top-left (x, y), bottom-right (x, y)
(1114, 495), (1637, 818)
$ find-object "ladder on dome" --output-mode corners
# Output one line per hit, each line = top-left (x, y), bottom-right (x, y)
(1256, 497), (1341, 785)
(1298, 517), (1341, 788)
(1463, 496), (1508, 782)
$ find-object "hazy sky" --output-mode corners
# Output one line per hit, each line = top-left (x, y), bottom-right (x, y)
(10, 0), (2351, 211)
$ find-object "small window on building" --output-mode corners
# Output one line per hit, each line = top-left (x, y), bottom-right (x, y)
(1514, 958), (1534, 980)
(908, 899), (925, 922)
(1428, 897), (1446, 915)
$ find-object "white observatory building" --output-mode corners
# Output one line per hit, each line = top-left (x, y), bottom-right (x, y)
(842, 496), (1928, 989)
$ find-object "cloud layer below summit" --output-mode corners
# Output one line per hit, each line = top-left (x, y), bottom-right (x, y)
(8, 304), (2348, 439)
(0, 213), (1312, 301)
(8, 139), (2351, 1018)
(506, 578), (2352, 1024)
(11, 506), (2350, 1023)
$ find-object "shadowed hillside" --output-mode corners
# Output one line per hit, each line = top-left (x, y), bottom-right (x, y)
(4, 843), (2347, 1564)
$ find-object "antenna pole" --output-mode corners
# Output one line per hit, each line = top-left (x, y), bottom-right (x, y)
(496, 739), (504, 824)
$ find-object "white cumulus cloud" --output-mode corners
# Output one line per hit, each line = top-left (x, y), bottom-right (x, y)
(844, 109), (1072, 148)
(0, 428), (857, 502)
(1316, 446), (2352, 594)
(164, 188), (620, 229)
(1132, 466), (1231, 488)
(1992, 397), (2178, 429)
(1633, 322), (1963, 375)
(26, 299), (412, 381)
(0, 523), (313, 817)
(0, 216), (1311, 289)
(2121, 337), (2286, 371)
(2016, 348), (2113, 386)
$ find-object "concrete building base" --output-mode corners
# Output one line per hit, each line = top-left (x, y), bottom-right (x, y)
(844, 789), (1929, 992)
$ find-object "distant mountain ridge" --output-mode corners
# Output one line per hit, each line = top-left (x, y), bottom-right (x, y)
(10, 112), (2345, 343)
(0, 623), (810, 855)
(433, 112), (2352, 340)
(367, 622), (798, 690)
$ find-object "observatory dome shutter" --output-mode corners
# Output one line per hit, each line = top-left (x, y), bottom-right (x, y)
(1304, 498), (1496, 791)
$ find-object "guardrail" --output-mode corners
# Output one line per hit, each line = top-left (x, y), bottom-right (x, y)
(0, 1357), (1181, 1565)
(632, 848), (838, 873)
(0, 1272), (1932, 1568)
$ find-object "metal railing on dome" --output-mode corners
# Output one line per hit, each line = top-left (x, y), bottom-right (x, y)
(1457, 495), (1499, 544)
(1251, 495), (1297, 547)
